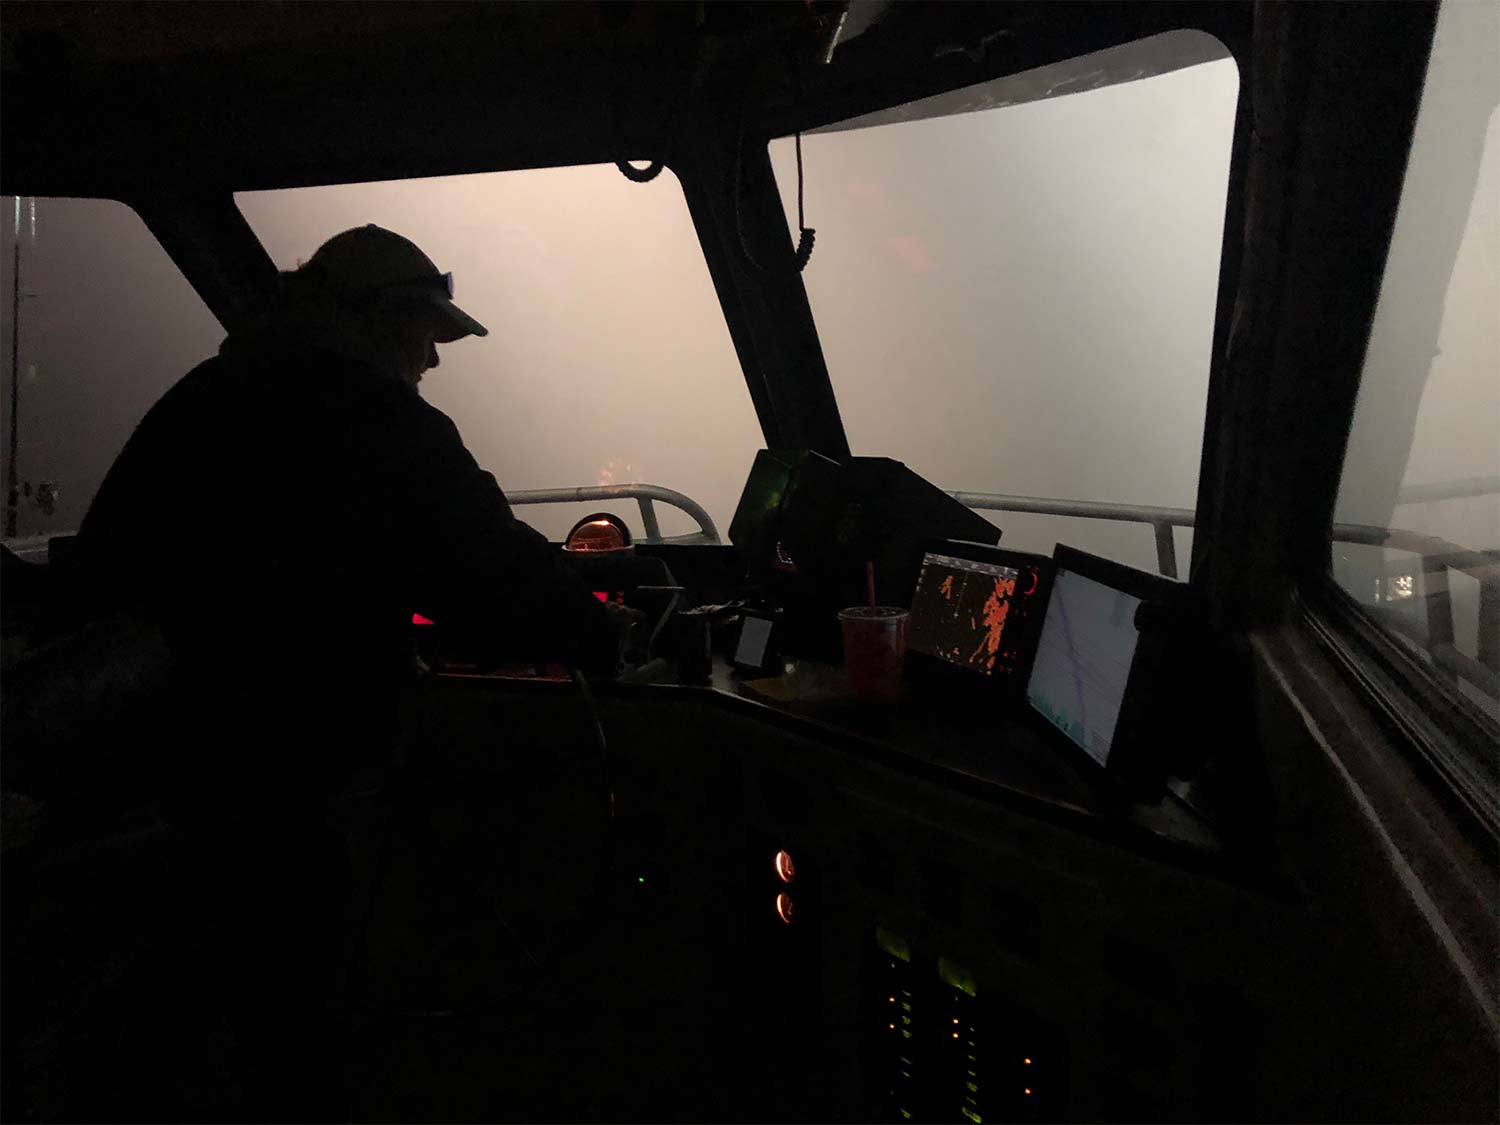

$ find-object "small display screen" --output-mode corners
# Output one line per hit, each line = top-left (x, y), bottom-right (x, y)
(908, 551), (1049, 678)
(1025, 568), (1142, 766)
(736, 615), (774, 669)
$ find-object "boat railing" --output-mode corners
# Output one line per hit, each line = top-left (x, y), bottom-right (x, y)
(506, 483), (722, 546)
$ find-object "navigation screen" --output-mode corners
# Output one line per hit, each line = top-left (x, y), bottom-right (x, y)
(1026, 568), (1142, 765)
(908, 552), (1048, 678)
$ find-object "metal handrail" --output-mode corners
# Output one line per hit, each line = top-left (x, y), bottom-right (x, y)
(947, 489), (1499, 581)
(1394, 475), (1500, 506)
(505, 483), (722, 546)
(949, 488), (1499, 698)
(949, 491), (1194, 578)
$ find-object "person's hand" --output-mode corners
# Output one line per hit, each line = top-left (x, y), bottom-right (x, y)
(600, 601), (647, 664)
(601, 601), (647, 638)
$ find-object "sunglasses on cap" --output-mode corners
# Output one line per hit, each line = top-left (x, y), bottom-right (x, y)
(374, 271), (455, 299)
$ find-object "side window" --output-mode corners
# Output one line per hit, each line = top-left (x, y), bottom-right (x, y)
(0, 198), (224, 541)
(771, 33), (1239, 577)
(1331, 0), (1499, 725)
(235, 165), (763, 544)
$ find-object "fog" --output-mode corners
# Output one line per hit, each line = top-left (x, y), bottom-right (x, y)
(1337, 0), (1499, 550)
(1, 24), (1493, 603)
(0, 197), (224, 538)
(770, 50), (1239, 572)
(1330, 0), (1499, 686)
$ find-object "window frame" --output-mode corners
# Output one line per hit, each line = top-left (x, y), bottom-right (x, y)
(1304, 576), (1500, 844)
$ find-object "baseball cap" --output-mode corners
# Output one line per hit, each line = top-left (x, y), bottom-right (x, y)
(306, 224), (488, 343)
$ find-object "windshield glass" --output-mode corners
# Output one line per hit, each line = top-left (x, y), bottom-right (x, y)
(237, 165), (762, 543)
(1332, 0), (1499, 722)
(771, 42), (1239, 574)
(0, 197), (224, 543)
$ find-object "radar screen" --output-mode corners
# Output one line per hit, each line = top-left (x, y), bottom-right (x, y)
(908, 548), (1052, 679)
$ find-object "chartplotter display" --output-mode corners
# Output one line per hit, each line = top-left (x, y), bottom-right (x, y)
(908, 548), (1050, 679)
(1025, 567), (1144, 766)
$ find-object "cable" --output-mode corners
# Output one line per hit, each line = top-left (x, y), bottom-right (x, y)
(616, 159), (665, 183)
(793, 127), (816, 273)
(735, 74), (816, 275)
(792, 56), (816, 273)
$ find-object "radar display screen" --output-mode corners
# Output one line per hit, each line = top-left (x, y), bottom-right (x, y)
(908, 550), (1050, 679)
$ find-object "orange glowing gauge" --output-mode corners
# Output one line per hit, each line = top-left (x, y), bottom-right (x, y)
(775, 892), (795, 924)
(774, 850), (796, 883)
(563, 513), (631, 553)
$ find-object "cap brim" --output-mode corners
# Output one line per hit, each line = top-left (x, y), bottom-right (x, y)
(432, 297), (488, 342)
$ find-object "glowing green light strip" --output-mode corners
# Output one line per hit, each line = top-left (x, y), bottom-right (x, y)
(938, 957), (977, 997)
(876, 926), (911, 962)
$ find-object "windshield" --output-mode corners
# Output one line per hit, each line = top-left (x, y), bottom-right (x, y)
(236, 164), (762, 543)
(771, 43), (1239, 574)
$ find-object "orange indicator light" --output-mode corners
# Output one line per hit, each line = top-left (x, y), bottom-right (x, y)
(889, 1023), (896, 1030)
(952, 1032), (960, 1039)
(1024, 1058), (1032, 1066)
(774, 850), (796, 883)
(953, 1018), (960, 1024)
(1024, 1088), (1032, 1096)
(889, 997), (895, 1003)
(775, 892), (795, 924)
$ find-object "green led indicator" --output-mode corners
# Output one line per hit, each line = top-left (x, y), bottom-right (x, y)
(637, 876), (647, 884)
(877, 926), (912, 962)
(938, 957), (978, 998)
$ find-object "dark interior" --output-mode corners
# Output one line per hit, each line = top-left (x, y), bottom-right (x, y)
(1, 3), (1495, 1122)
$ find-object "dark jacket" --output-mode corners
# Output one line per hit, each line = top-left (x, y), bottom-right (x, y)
(80, 330), (615, 674)
(72, 328), (615, 805)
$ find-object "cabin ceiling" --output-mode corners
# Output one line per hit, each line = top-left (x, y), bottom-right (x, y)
(1, 1), (1250, 198)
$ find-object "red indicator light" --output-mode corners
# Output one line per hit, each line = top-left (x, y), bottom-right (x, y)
(774, 850), (796, 883)
(592, 591), (611, 603)
(775, 892), (795, 924)
(412, 613), (435, 626)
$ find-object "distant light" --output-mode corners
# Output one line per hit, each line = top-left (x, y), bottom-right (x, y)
(412, 613), (435, 626)
(1024, 1058), (1032, 1066)
(637, 876), (647, 884)
(952, 1032), (959, 1039)
(775, 892), (795, 924)
(1024, 1088), (1032, 1096)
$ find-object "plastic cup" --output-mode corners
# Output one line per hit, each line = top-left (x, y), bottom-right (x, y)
(839, 606), (910, 703)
